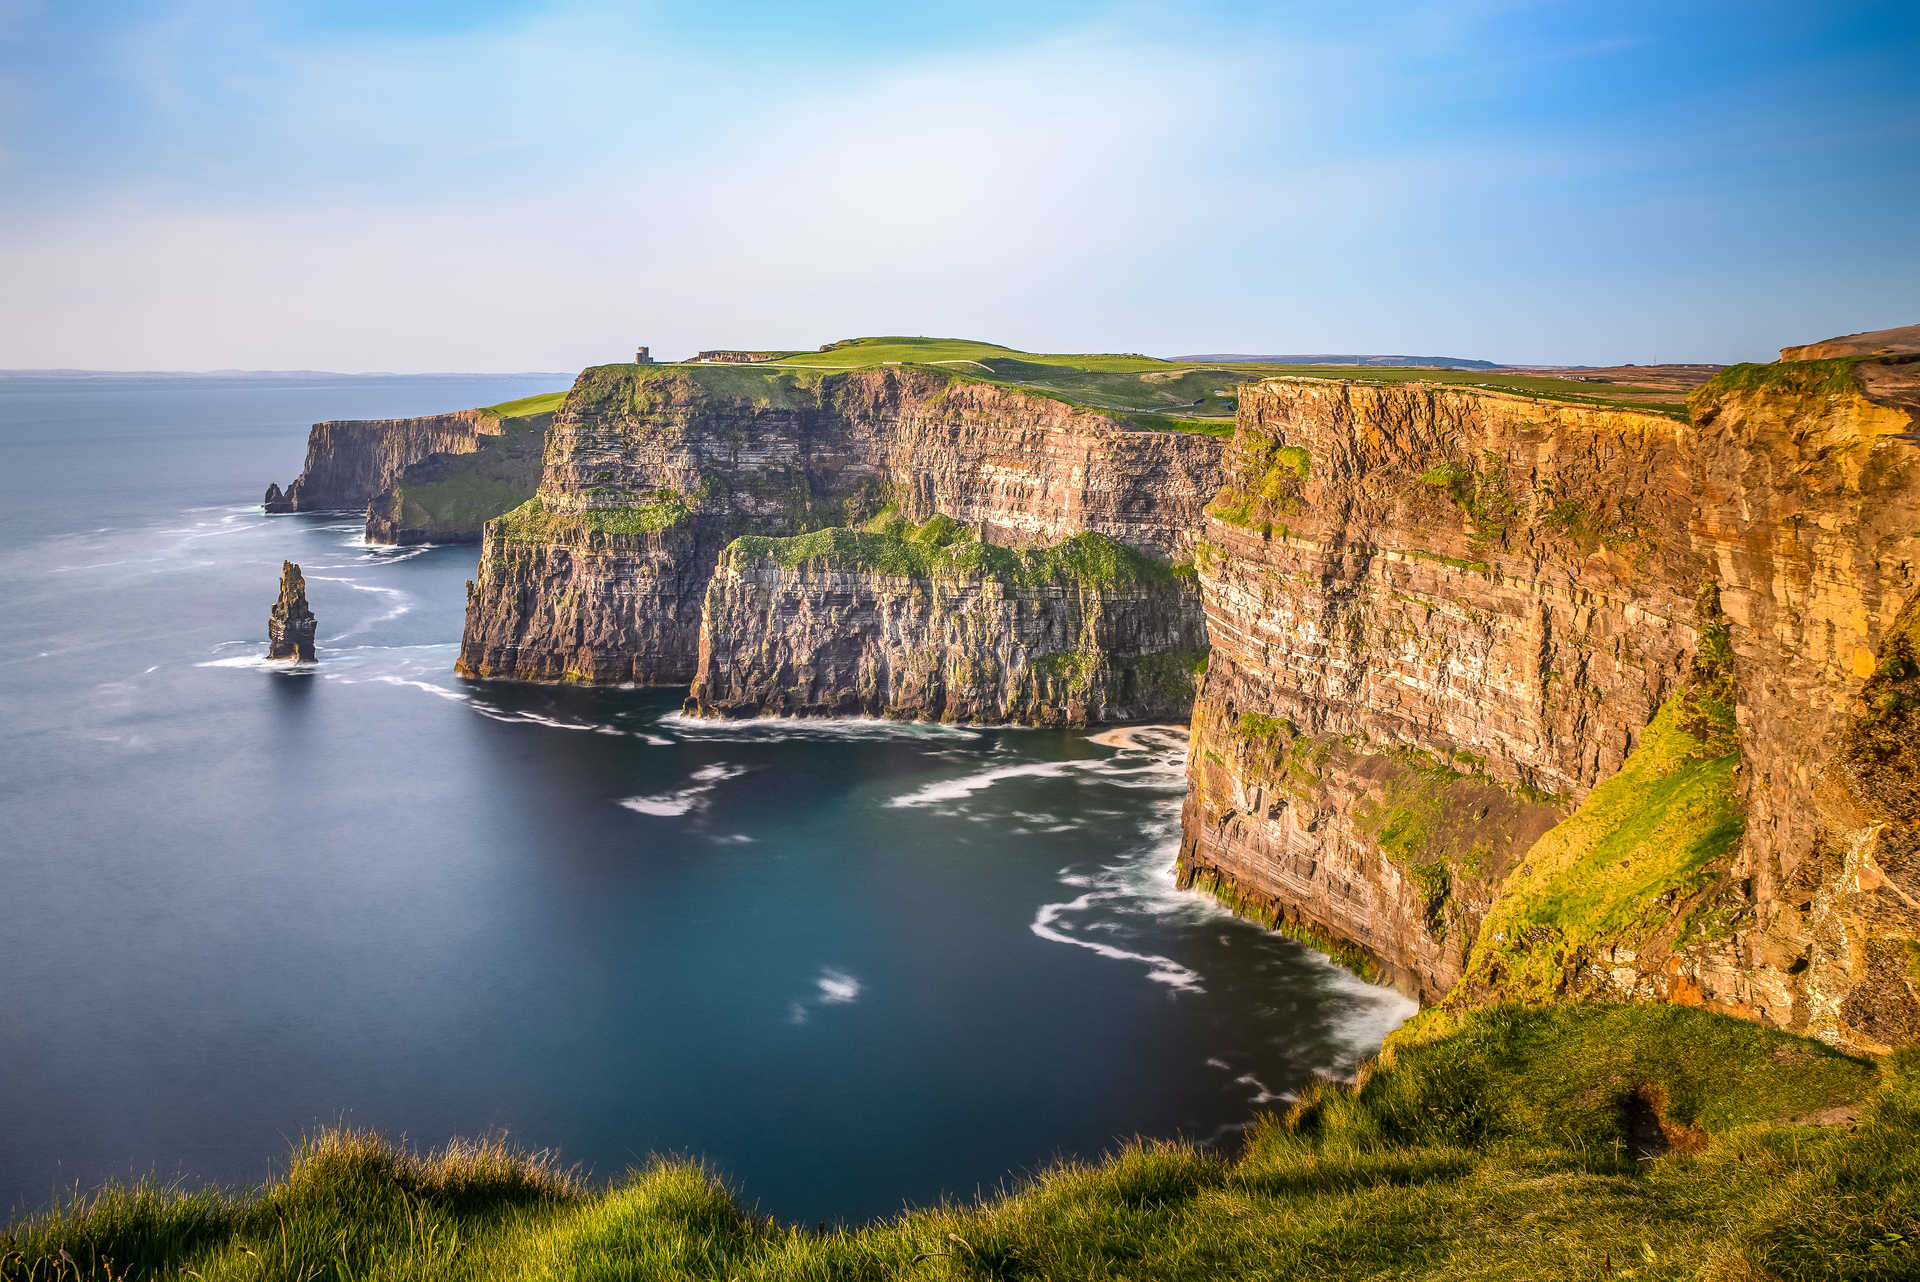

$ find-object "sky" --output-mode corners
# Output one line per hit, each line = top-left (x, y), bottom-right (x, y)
(0, 0), (1915, 370)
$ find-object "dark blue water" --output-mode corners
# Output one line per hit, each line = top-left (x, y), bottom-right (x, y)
(0, 374), (1409, 1224)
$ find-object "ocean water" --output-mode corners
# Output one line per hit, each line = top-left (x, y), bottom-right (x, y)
(0, 374), (1411, 1224)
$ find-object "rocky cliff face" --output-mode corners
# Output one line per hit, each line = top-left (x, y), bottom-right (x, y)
(265, 410), (502, 515)
(458, 365), (1224, 685)
(365, 411), (551, 545)
(268, 560), (317, 662)
(687, 524), (1207, 725)
(1179, 358), (1920, 1050)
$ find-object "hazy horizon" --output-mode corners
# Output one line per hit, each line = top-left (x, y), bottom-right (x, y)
(2, 1), (1915, 371)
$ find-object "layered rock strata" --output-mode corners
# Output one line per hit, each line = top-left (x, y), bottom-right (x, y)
(687, 526), (1207, 725)
(268, 561), (317, 662)
(365, 411), (551, 545)
(264, 410), (504, 514)
(458, 365), (1224, 685)
(1179, 356), (1920, 1051)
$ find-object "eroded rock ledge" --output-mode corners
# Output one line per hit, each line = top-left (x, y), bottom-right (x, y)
(687, 521), (1207, 725)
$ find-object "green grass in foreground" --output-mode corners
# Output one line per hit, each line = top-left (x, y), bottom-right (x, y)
(6, 1004), (1911, 1281)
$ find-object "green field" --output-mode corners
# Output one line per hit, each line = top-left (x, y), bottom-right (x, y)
(478, 390), (568, 420)
(767, 337), (1690, 422)
(8, 1004), (1910, 1281)
(562, 338), (1691, 435)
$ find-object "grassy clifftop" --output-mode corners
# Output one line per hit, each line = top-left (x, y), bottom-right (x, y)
(7, 1004), (1910, 1281)
(724, 514), (1189, 592)
(563, 337), (1691, 440)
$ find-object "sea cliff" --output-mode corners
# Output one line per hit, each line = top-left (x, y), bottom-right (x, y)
(1178, 354), (1920, 1051)
(687, 521), (1207, 724)
(265, 409), (502, 514)
(457, 364), (1224, 687)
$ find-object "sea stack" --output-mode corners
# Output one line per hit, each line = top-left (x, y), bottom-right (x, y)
(268, 561), (317, 662)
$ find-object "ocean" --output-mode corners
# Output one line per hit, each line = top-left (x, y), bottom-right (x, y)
(0, 373), (1409, 1224)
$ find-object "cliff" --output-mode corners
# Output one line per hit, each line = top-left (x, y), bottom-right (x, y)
(687, 520), (1206, 724)
(457, 364), (1224, 685)
(364, 410), (551, 545)
(265, 409), (502, 514)
(268, 560), (316, 662)
(1178, 355), (1920, 1050)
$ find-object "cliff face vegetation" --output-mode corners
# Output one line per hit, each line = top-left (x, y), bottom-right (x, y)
(265, 410), (504, 515)
(687, 518), (1207, 725)
(1180, 353), (1920, 1051)
(364, 408), (552, 545)
(457, 364), (1224, 690)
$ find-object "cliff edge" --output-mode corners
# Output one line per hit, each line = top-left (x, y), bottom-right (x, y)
(457, 363), (1224, 687)
(1179, 345), (1920, 1051)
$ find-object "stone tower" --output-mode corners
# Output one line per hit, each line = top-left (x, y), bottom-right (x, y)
(635, 345), (654, 365)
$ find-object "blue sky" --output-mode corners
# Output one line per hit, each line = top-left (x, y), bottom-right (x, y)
(0, 0), (1914, 369)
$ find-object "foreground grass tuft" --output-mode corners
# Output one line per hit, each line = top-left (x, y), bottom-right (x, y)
(6, 1006), (1913, 1280)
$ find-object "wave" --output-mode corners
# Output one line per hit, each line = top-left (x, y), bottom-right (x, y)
(660, 711), (980, 743)
(1031, 889), (1205, 992)
(195, 653), (318, 673)
(888, 760), (1082, 808)
(309, 577), (412, 642)
(619, 763), (750, 817)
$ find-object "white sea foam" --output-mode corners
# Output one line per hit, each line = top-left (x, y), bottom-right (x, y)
(1235, 1073), (1293, 1105)
(369, 675), (468, 702)
(310, 576), (412, 641)
(196, 653), (318, 672)
(466, 702), (630, 736)
(888, 760), (1080, 808)
(1031, 890), (1205, 992)
(816, 969), (861, 1004)
(661, 711), (980, 743)
(618, 764), (749, 817)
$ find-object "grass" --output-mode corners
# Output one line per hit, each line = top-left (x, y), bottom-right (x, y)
(489, 496), (576, 544)
(477, 390), (567, 420)
(724, 519), (1182, 593)
(1255, 366), (1691, 419)
(375, 415), (548, 538)
(1455, 657), (1746, 1005)
(9, 1005), (1910, 1281)
(772, 336), (1173, 373)
(1691, 356), (1870, 407)
(1205, 427), (1310, 531)
(583, 490), (690, 536)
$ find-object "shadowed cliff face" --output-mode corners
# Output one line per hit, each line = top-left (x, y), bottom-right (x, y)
(1180, 360), (1920, 1050)
(457, 365), (1225, 686)
(687, 528), (1208, 725)
(265, 410), (503, 515)
(364, 412), (551, 546)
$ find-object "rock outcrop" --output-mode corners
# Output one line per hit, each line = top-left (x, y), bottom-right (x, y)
(687, 523), (1207, 724)
(458, 364), (1224, 685)
(268, 561), (317, 662)
(264, 409), (506, 515)
(1178, 351), (1920, 1051)
(364, 411), (550, 545)
(1778, 322), (1920, 362)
